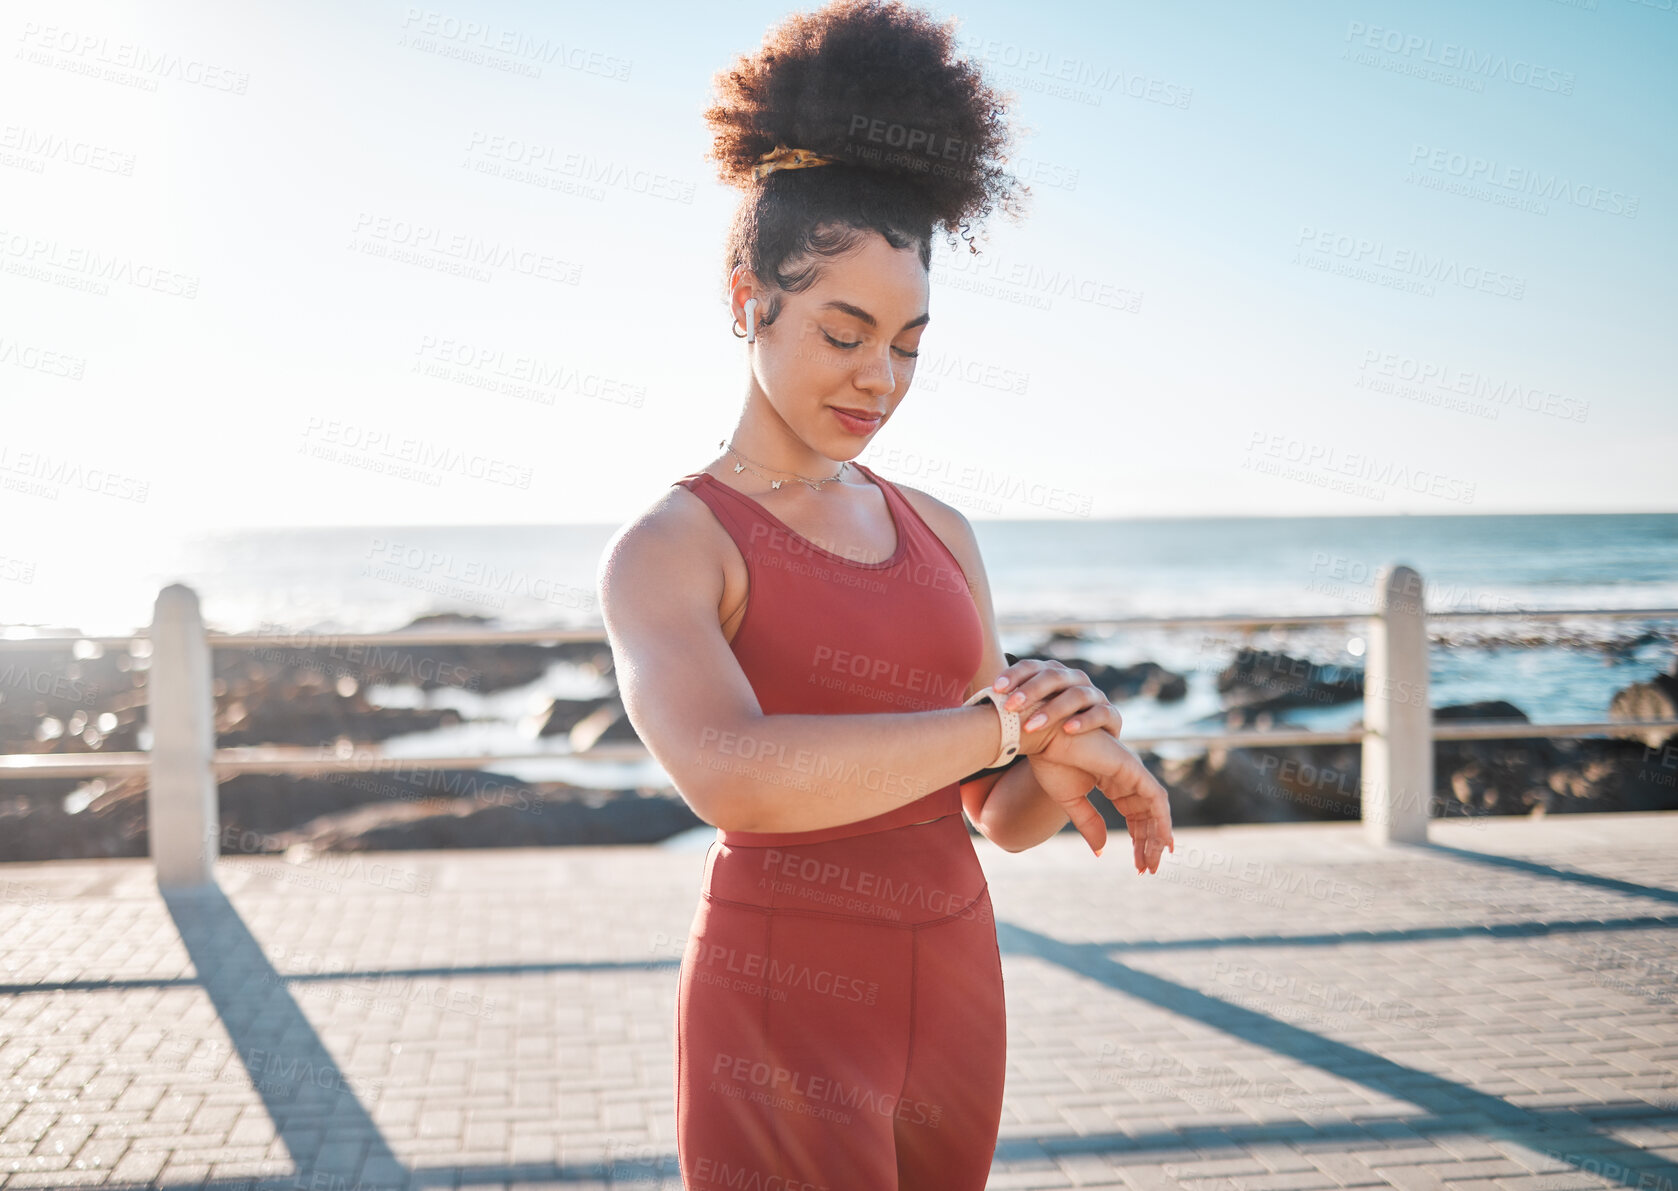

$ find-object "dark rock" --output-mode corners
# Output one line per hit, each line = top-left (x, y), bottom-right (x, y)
(1051, 656), (1188, 703)
(1217, 648), (1363, 713)
(265, 785), (701, 852)
(565, 696), (641, 751)
(0, 767), (707, 860)
(1000, 647), (1189, 703)
(0, 775), (148, 861)
(537, 695), (619, 738)
(1158, 742), (1363, 827)
(1430, 700), (1557, 816)
(1608, 672), (1678, 748)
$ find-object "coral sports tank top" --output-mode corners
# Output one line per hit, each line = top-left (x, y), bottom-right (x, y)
(671, 460), (985, 846)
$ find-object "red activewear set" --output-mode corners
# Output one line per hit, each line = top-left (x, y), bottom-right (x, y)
(670, 462), (1008, 1189)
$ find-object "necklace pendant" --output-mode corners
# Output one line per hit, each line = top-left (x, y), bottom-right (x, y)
(770, 479), (782, 489)
(733, 463), (744, 473)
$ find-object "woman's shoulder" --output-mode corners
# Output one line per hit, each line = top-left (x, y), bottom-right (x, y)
(597, 472), (736, 610)
(869, 469), (983, 578)
(610, 469), (723, 550)
(867, 469), (969, 537)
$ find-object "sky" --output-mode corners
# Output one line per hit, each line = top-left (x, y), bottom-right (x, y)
(1, 0), (1674, 551)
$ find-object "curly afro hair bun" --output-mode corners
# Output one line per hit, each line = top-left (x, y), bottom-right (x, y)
(703, 0), (1030, 314)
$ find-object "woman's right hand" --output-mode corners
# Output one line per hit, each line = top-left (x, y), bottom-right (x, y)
(1029, 720), (1175, 874)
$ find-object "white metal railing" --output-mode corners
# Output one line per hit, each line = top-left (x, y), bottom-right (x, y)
(2, 566), (1676, 886)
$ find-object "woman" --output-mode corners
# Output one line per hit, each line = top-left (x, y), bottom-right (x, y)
(597, 1), (1175, 1184)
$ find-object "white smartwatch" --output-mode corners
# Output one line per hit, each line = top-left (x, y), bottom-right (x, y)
(963, 685), (1022, 769)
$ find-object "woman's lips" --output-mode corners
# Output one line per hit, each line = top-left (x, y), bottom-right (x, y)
(830, 407), (883, 435)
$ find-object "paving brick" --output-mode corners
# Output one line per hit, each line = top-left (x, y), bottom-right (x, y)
(1303, 1151), (1387, 1185)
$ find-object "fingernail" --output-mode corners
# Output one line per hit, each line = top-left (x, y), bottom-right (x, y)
(1094, 847), (1103, 857)
(1024, 713), (1046, 731)
(994, 677), (1010, 690)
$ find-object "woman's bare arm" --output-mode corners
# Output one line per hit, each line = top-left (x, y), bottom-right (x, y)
(596, 490), (1036, 835)
(898, 484), (1121, 854)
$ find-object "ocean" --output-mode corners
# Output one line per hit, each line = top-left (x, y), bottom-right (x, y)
(5, 512), (1675, 782)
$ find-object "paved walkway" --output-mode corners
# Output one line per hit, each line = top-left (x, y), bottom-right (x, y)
(1, 811), (1675, 1191)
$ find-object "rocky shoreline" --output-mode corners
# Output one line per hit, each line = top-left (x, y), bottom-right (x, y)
(1, 614), (1674, 861)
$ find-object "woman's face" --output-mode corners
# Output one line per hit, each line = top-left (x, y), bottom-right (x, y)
(741, 230), (929, 460)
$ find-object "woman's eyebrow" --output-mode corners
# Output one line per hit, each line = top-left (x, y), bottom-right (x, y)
(820, 299), (931, 331)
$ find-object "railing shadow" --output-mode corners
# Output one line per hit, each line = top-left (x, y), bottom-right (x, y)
(995, 917), (1678, 1190)
(1411, 840), (1678, 905)
(158, 883), (409, 1190)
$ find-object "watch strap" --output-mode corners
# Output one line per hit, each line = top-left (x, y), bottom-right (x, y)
(962, 684), (1021, 769)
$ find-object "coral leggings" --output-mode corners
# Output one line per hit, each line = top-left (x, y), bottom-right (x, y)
(675, 808), (1007, 1190)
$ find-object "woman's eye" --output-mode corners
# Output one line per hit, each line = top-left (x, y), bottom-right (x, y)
(820, 328), (918, 357)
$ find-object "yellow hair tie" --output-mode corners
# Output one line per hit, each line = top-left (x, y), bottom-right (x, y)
(752, 142), (842, 182)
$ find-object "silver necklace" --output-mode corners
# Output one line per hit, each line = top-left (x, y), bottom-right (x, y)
(718, 438), (850, 492)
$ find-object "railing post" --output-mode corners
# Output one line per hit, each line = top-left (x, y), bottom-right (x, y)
(148, 583), (218, 887)
(1362, 564), (1431, 845)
